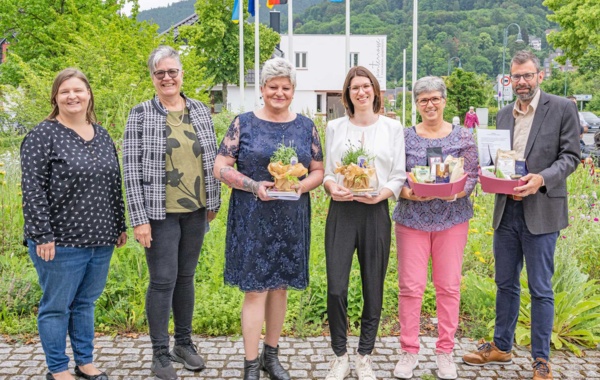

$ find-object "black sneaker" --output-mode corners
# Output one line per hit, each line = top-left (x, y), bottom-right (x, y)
(151, 347), (178, 380)
(171, 340), (205, 371)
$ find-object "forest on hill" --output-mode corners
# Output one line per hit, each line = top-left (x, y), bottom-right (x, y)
(292, 0), (555, 82)
(138, 0), (555, 82)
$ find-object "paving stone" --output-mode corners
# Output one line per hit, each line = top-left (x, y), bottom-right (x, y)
(0, 335), (599, 379)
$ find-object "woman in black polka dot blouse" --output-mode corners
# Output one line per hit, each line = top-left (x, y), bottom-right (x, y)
(20, 68), (127, 380)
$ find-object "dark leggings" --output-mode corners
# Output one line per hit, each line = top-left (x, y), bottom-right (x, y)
(145, 208), (207, 350)
(325, 200), (391, 356)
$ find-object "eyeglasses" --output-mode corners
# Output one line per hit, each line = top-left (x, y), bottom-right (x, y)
(349, 83), (373, 93)
(510, 72), (538, 82)
(153, 69), (180, 80)
(417, 97), (443, 107)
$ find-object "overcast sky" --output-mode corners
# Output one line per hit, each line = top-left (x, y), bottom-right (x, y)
(122, 0), (187, 15)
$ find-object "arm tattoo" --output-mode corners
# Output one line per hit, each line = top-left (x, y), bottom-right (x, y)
(220, 167), (259, 194)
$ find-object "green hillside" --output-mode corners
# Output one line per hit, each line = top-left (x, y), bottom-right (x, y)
(137, 0), (556, 81)
(293, 0), (555, 81)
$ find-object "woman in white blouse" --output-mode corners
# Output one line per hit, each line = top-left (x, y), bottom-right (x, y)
(322, 66), (406, 380)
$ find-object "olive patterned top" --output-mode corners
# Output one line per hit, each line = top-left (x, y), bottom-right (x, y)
(165, 108), (206, 212)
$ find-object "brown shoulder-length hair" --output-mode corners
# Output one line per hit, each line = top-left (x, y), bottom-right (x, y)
(341, 66), (382, 118)
(47, 68), (97, 123)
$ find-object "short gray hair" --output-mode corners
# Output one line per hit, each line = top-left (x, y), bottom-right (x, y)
(413, 76), (446, 102)
(260, 57), (296, 87)
(147, 45), (182, 74)
(511, 50), (540, 72)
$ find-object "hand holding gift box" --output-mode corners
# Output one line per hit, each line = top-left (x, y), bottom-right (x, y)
(479, 149), (528, 195)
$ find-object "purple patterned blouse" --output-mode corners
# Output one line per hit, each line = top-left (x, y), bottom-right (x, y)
(392, 125), (479, 232)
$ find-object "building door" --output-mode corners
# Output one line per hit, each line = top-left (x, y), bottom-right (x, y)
(327, 93), (345, 120)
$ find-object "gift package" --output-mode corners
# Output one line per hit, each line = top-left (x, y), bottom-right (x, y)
(408, 152), (465, 185)
(267, 143), (308, 192)
(479, 150), (528, 195)
(335, 143), (378, 195)
(406, 153), (468, 197)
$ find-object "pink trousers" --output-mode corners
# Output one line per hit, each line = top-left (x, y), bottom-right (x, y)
(395, 222), (468, 354)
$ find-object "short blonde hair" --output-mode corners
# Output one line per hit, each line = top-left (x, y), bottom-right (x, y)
(260, 57), (296, 87)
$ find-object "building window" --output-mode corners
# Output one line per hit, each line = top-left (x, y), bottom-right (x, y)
(349, 52), (359, 67)
(295, 52), (307, 69)
(316, 94), (322, 113)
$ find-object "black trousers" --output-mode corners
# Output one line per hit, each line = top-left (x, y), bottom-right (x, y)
(325, 200), (391, 356)
(145, 208), (207, 350)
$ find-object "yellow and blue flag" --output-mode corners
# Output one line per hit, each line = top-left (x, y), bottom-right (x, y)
(232, 0), (255, 23)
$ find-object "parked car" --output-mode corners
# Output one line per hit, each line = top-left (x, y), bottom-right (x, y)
(580, 111), (600, 130)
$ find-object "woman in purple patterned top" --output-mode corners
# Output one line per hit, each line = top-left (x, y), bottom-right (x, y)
(391, 76), (478, 380)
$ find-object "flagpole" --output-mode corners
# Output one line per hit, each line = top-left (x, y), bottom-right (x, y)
(411, 0), (418, 126)
(254, 0), (260, 109)
(345, 0), (350, 72)
(288, 0), (293, 64)
(239, 0), (245, 112)
(402, 48), (406, 126)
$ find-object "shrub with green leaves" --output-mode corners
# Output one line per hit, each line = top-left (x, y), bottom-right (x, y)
(515, 247), (600, 356)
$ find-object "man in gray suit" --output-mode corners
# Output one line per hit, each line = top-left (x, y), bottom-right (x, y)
(463, 51), (580, 380)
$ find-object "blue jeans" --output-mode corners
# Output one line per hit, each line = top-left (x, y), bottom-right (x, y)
(28, 241), (114, 373)
(492, 199), (558, 360)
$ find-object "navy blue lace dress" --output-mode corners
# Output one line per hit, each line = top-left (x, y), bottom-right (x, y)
(217, 112), (323, 292)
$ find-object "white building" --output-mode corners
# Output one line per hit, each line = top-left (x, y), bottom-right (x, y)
(216, 34), (387, 119)
(529, 36), (542, 51)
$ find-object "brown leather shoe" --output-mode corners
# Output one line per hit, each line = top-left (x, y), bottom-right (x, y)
(533, 358), (553, 379)
(462, 340), (512, 366)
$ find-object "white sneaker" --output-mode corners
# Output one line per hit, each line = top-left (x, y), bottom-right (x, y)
(325, 353), (350, 380)
(354, 354), (377, 380)
(393, 350), (418, 379)
(436, 352), (458, 380)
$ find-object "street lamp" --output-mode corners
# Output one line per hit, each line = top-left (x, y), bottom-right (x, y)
(447, 56), (461, 76)
(501, 23), (524, 107)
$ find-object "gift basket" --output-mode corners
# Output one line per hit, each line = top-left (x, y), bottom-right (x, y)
(407, 152), (468, 197)
(266, 143), (308, 200)
(479, 149), (527, 195)
(334, 143), (378, 196)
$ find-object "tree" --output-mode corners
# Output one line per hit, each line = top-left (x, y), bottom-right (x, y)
(444, 68), (492, 119)
(0, 0), (167, 138)
(544, 0), (600, 67)
(179, 0), (280, 109)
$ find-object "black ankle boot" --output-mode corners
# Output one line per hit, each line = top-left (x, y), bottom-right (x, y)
(259, 344), (290, 380)
(244, 358), (261, 380)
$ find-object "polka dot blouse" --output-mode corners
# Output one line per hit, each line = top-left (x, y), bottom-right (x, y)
(20, 120), (127, 247)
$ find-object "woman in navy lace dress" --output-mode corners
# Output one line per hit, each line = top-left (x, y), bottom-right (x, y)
(213, 57), (323, 380)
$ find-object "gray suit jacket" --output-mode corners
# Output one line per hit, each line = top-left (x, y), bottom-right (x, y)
(492, 90), (581, 234)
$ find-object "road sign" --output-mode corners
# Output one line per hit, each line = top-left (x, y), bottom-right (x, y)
(574, 94), (593, 101)
(494, 79), (514, 101)
(500, 76), (511, 86)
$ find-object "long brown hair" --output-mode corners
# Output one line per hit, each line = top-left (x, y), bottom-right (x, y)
(341, 66), (382, 118)
(47, 68), (97, 123)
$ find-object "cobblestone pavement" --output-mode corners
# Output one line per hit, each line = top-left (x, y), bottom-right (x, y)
(1, 335), (599, 379)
